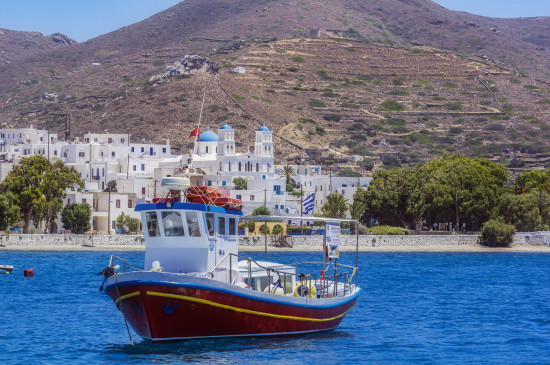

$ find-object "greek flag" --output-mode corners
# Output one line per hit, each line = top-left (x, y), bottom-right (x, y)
(302, 193), (315, 215)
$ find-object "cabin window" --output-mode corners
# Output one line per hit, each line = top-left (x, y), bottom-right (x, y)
(229, 218), (236, 236)
(145, 212), (160, 237)
(218, 217), (226, 236)
(186, 212), (201, 237)
(206, 213), (215, 237)
(162, 211), (185, 236)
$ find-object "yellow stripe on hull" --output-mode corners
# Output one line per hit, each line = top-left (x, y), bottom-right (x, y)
(146, 291), (355, 322)
(115, 291), (141, 307)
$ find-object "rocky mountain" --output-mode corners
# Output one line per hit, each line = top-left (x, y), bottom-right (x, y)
(1, 0), (549, 172)
(0, 28), (75, 64)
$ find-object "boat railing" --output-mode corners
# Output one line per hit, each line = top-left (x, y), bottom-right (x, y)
(209, 253), (357, 298)
(109, 255), (144, 273)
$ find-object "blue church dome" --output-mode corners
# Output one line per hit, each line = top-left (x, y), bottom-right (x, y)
(220, 124), (233, 130)
(258, 125), (270, 132)
(199, 130), (218, 142)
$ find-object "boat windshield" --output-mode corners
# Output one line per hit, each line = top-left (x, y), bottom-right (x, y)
(145, 211), (160, 237)
(186, 211), (202, 237)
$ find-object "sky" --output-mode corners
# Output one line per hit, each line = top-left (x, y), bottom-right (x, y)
(433, 0), (550, 18)
(0, 0), (549, 43)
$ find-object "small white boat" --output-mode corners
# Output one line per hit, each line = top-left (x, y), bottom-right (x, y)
(0, 265), (13, 273)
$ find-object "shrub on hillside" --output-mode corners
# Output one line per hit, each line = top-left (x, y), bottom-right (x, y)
(479, 219), (516, 247)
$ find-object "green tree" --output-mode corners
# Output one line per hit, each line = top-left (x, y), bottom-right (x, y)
(252, 206), (272, 216)
(498, 193), (541, 232)
(524, 169), (550, 229)
(321, 193), (348, 218)
(233, 177), (247, 190)
(41, 160), (85, 233)
(422, 154), (507, 231)
(116, 212), (140, 234)
(278, 164), (296, 185)
(0, 192), (20, 231)
(355, 167), (418, 227)
(104, 180), (117, 192)
(338, 169), (363, 177)
(479, 219), (516, 247)
(61, 203), (92, 234)
(0, 156), (83, 233)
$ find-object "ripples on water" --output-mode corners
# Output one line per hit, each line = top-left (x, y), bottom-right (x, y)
(1, 251), (549, 364)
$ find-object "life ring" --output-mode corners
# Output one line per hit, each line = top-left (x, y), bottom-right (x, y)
(294, 283), (316, 298)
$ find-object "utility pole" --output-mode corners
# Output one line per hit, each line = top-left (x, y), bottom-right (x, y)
(126, 155), (129, 179)
(264, 189), (267, 208)
(329, 169), (332, 194)
(154, 180), (158, 198)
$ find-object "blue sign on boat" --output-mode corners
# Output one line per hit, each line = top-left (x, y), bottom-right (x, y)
(9, 227), (20, 232)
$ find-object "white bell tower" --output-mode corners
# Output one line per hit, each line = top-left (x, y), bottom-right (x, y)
(217, 124), (235, 155)
(254, 125), (273, 156)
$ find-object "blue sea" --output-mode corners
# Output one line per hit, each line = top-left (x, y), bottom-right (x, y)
(1, 250), (549, 364)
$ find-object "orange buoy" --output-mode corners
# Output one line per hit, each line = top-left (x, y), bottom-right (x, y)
(24, 269), (34, 277)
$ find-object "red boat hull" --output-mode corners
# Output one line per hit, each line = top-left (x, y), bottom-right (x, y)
(106, 280), (359, 341)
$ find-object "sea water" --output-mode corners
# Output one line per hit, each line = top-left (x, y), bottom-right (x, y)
(1, 250), (549, 364)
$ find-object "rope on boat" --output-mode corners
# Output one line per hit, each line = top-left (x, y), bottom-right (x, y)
(114, 272), (134, 346)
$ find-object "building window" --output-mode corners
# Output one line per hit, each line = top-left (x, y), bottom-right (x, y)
(131, 147), (134, 152)
(256, 163), (259, 172)
(111, 151), (115, 157)
(94, 138), (98, 142)
(219, 162), (222, 171)
(112, 221), (116, 229)
(162, 147), (166, 153)
(133, 165), (136, 171)
(54, 150), (57, 156)
(121, 138), (125, 144)
(239, 162), (242, 172)
(128, 200), (133, 208)
(141, 187), (146, 195)
(108, 138), (113, 143)
(82, 198), (87, 204)
(141, 147), (144, 152)
(207, 180), (212, 186)
(250, 195), (254, 201)
(228, 162), (231, 171)
(116, 200), (120, 208)
(222, 181), (227, 187)
(78, 152), (85, 157)
(141, 164), (145, 171)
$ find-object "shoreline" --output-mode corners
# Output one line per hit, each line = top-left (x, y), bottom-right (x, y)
(2, 244), (550, 253)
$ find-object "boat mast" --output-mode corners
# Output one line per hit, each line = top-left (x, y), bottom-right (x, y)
(190, 89), (207, 170)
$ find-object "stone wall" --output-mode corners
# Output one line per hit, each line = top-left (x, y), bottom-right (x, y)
(0, 234), (144, 246)
(1, 233), (546, 248)
(239, 234), (479, 247)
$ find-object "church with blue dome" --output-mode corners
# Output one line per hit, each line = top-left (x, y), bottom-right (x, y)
(191, 123), (275, 185)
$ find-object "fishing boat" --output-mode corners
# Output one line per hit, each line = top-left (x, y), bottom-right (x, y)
(99, 179), (360, 342)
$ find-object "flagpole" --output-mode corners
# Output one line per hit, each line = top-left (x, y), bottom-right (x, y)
(300, 184), (303, 235)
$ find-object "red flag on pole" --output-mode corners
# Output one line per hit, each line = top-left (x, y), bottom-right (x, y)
(189, 127), (200, 141)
